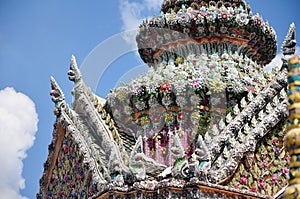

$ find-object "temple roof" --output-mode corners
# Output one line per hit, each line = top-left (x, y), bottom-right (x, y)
(38, 1), (299, 198)
(39, 54), (290, 198)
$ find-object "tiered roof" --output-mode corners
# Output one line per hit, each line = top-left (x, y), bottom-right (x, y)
(137, 0), (277, 66)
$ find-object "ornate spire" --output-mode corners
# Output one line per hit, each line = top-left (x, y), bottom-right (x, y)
(284, 55), (300, 198)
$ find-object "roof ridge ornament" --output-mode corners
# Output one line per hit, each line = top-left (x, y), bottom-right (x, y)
(50, 76), (65, 103)
(68, 54), (82, 83)
(50, 76), (66, 116)
(281, 23), (297, 67)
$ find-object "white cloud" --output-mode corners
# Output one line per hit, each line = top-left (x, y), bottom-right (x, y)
(0, 87), (38, 199)
(119, 0), (163, 46)
(265, 46), (300, 70)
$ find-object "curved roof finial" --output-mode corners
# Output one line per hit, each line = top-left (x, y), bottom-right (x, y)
(68, 54), (82, 83)
(50, 76), (65, 103)
(282, 23), (297, 56)
(50, 76), (66, 116)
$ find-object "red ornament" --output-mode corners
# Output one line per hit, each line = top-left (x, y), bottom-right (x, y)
(178, 113), (186, 121)
(256, 19), (262, 25)
(251, 187), (257, 193)
(262, 161), (269, 169)
(271, 175), (278, 184)
(221, 13), (228, 19)
(258, 181), (265, 189)
(283, 167), (289, 174)
(272, 139), (278, 145)
(240, 176), (247, 185)
(160, 81), (172, 92)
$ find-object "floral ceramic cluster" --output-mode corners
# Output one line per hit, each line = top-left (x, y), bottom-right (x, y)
(108, 52), (274, 113)
(137, 2), (277, 65)
(161, 0), (249, 12)
(106, 52), (278, 166)
(46, 136), (97, 198)
(228, 122), (289, 196)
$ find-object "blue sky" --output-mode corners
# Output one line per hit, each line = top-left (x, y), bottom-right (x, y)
(0, 1), (299, 198)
